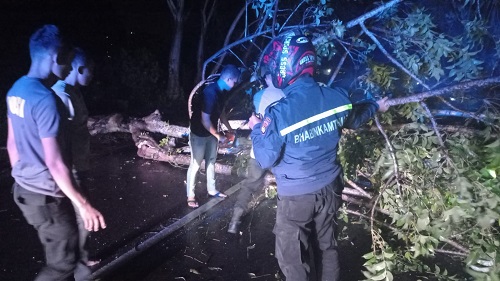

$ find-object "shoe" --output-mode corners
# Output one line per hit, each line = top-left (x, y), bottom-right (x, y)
(208, 191), (227, 198)
(227, 207), (244, 234)
(86, 259), (101, 267)
(187, 198), (199, 208)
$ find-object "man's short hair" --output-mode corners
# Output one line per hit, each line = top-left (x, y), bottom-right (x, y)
(220, 64), (241, 81)
(72, 47), (93, 68)
(29, 24), (65, 60)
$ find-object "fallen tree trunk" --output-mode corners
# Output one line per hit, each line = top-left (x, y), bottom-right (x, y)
(87, 110), (190, 139)
(137, 144), (234, 175)
(88, 110), (496, 182)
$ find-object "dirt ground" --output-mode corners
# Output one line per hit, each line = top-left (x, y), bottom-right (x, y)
(0, 133), (468, 281)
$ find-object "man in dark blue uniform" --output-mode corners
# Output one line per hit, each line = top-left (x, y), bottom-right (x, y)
(248, 31), (390, 281)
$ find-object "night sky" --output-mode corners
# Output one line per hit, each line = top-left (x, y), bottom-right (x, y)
(1, 0), (497, 117)
(1, 1), (168, 72)
(0, 0), (244, 98)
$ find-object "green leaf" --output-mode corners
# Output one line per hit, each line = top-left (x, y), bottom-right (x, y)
(363, 252), (375, 259)
(417, 216), (430, 231)
(371, 270), (388, 281)
(371, 261), (387, 271)
(383, 252), (395, 259)
(487, 169), (497, 179)
(386, 271), (394, 281)
(485, 139), (500, 148)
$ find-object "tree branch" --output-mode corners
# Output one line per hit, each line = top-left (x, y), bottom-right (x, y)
(346, 0), (403, 28)
(374, 115), (402, 195)
(437, 96), (498, 129)
(345, 179), (372, 198)
(342, 195), (391, 216)
(439, 236), (470, 254)
(360, 22), (429, 90)
(279, 0), (307, 32)
(420, 101), (446, 148)
(272, 0), (278, 38)
(387, 76), (500, 106)
(207, 6), (246, 77)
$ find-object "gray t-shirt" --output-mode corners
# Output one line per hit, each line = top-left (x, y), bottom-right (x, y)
(6, 76), (64, 197)
(253, 87), (285, 116)
(250, 86), (284, 159)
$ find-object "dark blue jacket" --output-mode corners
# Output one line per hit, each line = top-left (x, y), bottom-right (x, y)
(251, 75), (379, 196)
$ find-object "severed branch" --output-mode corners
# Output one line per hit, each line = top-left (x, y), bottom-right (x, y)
(437, 96), (499, 130)
(420, 101), (446, 148)
(374, 115), (402, 195)
(387, 76), (500, 106)
(202, 0), (401, 79)
(208, 6), (246, 77)
(88, 110), (189, 139)
(345, 179), (372, 199)
(361, 20), (498, 129)
(342, 194), (390, 216)
(346, 209), (470, 256)
(360, 22), (429, 90)
(346, 0), (403, 28)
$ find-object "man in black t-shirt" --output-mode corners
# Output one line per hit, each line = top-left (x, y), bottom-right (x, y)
(186, 65), (240, 208)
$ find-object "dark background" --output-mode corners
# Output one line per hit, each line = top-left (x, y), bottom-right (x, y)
(0, 0), (246, 120)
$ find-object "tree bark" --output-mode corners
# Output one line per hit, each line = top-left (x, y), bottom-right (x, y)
(196, 0), (217, 83)
(204, 6), (245, 78)
(387, 76), (500, 106)
(166, 0), (185, 101)
(87, 110), (189, 139)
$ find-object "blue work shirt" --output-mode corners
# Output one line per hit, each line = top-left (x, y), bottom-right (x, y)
(251, 75), (379, 196)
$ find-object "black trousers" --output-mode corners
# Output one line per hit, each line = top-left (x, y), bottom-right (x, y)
(274, 179), (343, 281)
(234, 158), (267, 212)
(13, 183), (91, 281)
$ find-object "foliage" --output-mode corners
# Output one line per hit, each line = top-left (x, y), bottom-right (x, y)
(338, 116), (500, 280)
(221, 0), (500, 279)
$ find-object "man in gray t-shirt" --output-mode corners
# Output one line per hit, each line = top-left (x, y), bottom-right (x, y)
(227, 73), (284, 234)
(6, 24), (106, 281)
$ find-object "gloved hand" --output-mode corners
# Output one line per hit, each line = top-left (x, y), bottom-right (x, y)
(248, 112), (262, 130)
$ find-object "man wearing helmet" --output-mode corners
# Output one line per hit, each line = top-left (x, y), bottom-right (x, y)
(248, 31), (390, 281)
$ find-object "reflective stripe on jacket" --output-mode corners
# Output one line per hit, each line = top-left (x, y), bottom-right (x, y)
(251, 75), (378, 196)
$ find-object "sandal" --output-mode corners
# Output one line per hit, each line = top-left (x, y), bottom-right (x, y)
(208, 192), (227, 198)
(187, 198), (199, 208)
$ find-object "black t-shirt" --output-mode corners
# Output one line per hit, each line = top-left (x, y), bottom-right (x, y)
(190, 81), (228, 137)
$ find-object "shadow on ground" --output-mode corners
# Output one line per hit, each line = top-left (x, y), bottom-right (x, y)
(0, 133), (468, 281)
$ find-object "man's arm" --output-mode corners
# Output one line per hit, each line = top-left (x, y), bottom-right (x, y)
(344, 97), (390, 129)
(249, 113), (283, 169)
(201, 112), (226, 142)
(219, 109), (233, 132)
(6, 118), (19, 167)
(41, 137), (106, 232)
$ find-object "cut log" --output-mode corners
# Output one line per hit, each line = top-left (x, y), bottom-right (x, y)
(88, 110), (190, 139)
(137, 145), (234, 176)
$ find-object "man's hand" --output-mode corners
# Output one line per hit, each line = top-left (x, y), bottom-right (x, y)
(77, 202), (107, 232)
(218, 134), (228, 144)
(377, 97), (390, 113)
(224, 131), (236, 143)
(248, 113), (262, 130)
